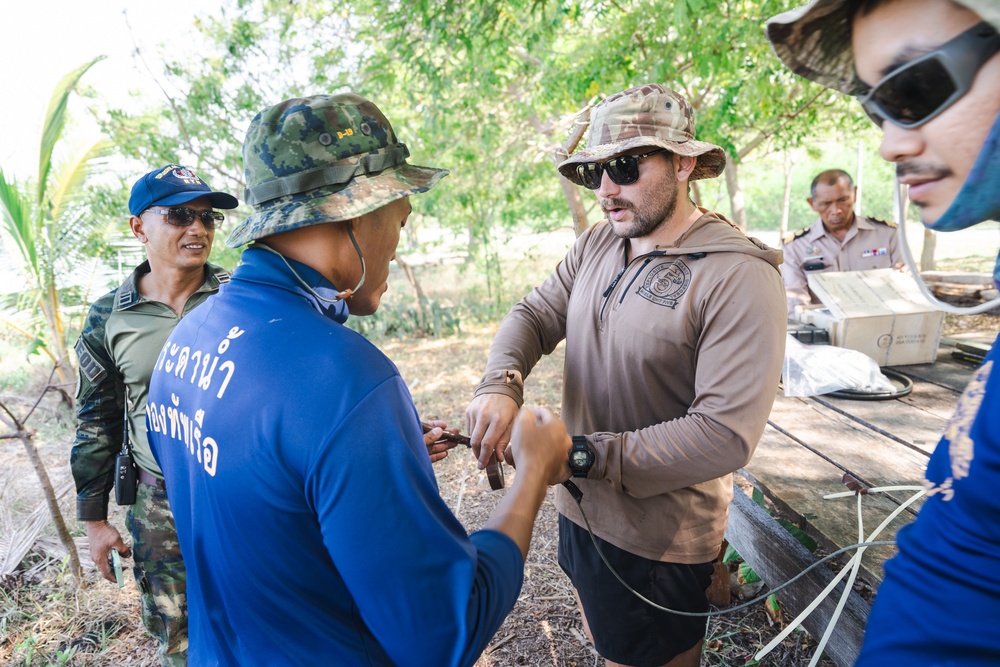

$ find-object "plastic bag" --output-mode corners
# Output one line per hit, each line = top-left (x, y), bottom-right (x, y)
(782, 334), (896, 397)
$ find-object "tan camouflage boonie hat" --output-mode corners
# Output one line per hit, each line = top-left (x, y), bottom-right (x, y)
(766, 0), (1000, 96)
(227, 93), (448, 247)
(557, 83), (726, 184)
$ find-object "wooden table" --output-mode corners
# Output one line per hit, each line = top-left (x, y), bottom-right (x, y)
(724, 335), (988, 667)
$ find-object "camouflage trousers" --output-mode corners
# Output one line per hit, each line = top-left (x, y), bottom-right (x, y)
(126, 480), (188, 667)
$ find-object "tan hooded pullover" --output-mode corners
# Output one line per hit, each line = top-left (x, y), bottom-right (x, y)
(475, 209), (786, 563)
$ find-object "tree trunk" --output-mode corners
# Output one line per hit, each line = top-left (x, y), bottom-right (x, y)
(560, 177), (590, 238)
(691, 181), (703, 208)
(921, 228), (937, 272)
(780, 152), (795, 243)
(395, 255), (427, 332)
(13, 426), (83, 587)
(553, 105), (593, 238)
(854, 140), (864, 215)
(724, 152), (747, 231)
(0, 369), (84, 587)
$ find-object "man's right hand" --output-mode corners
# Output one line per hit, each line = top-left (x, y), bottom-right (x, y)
(482, 406), (572, 559)
(506, 407), (572, 486)
(85, 520), (131, 583)
(466, 393), (520, 469)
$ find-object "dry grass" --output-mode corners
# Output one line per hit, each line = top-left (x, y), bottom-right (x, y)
(2, 324), (844, 667)
(2, 230), (994, 666)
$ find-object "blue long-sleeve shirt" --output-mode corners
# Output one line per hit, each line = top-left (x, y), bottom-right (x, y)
(147, 246), (522, 666)
(857, 335), (1000, 666)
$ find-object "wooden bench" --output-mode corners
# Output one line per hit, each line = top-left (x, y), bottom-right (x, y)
(725, 338), (986, 666)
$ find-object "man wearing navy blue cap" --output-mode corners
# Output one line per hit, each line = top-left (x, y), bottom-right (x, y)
(71, 164), (238, 666)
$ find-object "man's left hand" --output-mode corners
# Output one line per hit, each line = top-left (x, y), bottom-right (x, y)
(423, 419), (459, 463)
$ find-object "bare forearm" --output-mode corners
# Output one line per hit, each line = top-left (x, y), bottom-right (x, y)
(483, 469), (550, 560)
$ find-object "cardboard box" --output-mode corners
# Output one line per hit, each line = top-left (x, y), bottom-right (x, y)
(801, 269), (944, 366)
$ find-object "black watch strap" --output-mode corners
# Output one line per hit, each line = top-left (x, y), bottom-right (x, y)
(569, 435), (594, 478)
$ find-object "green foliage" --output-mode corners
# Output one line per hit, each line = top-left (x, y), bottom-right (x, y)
(347, 297), (462, 340)
(0, 56), (110, 368)
(728, 485), (818, 590)
(95, 0), (872, 289)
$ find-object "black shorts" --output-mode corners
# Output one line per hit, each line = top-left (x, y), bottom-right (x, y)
(558, 515), (713, 667)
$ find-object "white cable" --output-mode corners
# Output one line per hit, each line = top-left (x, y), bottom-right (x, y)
(895, 180), (1000, 315)
(754, 486), (926, 661)
(824, 484), (925, 499)
(807, 494), (865, 666)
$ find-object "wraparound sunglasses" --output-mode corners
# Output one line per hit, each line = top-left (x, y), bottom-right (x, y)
(857, 21), (1000, 129)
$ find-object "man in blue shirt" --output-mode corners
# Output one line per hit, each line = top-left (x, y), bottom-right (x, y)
(146, 93), (572, 666)
(768, 0), (1000, 664)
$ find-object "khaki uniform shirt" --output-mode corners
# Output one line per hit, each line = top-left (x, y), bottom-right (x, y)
(782, 215), (902, 316)
(71, 261), (230, 520)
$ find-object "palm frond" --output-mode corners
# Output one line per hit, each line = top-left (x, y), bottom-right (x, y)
(0, 167), (39, 275)
(37, 55), (106, 205)
(46, 139), (111, 229)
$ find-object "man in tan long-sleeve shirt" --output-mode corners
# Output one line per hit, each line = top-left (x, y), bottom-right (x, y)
(466, 84), (786, 667)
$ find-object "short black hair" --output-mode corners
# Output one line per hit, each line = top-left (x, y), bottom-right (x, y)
(810, 169), (854, 198)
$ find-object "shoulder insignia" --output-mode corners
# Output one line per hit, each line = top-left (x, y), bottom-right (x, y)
(783, 228), (810, 245)
(870, 217), (897, 228)
(209, 264), (232, 284)
(74, 338), (108, 385)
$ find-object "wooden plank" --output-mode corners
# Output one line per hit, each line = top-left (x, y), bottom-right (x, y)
(726, 485), (870, 667)
(921, 271), (993, 285)
(768, 395), (929, 496)
(809, 388), (947, 456)
(745, 426), (913, 581)
(896, 377), (963, 422)
(890, 347), (977, 393)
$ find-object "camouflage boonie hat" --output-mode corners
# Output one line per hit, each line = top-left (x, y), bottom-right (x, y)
(766, 0), (1000, 96)
(557, 84), (726, 184)
(227, 93), (448, 247)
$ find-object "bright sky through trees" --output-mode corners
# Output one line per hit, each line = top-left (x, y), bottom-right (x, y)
(0, 1), (222, 180)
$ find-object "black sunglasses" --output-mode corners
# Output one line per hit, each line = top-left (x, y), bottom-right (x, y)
(145, 206), (225, 230)
(574, 149), (665, 190)
(857, 21), (1000, 129)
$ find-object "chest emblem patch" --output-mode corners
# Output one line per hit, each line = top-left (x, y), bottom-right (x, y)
(637, 259), (691, 309)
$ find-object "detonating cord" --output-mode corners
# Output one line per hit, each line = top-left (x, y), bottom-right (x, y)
(561, 480), (897, 618)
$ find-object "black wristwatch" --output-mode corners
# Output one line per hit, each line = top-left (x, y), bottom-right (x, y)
(569, 436), (595, 478)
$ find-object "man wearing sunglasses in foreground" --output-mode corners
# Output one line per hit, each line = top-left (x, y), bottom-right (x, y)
(466, 84), (786, 667)
(71, 165), (237, 665)
(768, 0), (1000, 663)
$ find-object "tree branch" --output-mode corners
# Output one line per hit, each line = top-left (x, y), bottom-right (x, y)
(736, 88), (826, 161)
(124, 10), (246, 186)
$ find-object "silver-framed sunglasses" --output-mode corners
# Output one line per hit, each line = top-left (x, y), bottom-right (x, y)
(145, 206), (225, 229)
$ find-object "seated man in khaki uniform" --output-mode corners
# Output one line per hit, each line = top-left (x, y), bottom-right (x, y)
(782, 168), (903, 316)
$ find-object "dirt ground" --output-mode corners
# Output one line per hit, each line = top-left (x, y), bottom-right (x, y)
(2, 312), (996, 666)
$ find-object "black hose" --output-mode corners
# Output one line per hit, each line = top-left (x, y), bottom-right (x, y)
(826, 368), (914, 400)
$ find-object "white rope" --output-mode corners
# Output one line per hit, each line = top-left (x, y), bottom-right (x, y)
(754, 485), (927, 662)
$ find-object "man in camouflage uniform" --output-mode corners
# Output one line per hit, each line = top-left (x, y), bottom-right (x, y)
(71, 165), (238, 666)
(466, 84), (786, 667)
(145, 93), (572, 666)
(782, 168), (903, 317)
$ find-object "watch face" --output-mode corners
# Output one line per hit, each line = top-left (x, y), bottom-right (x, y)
(571, 451), (589, 467)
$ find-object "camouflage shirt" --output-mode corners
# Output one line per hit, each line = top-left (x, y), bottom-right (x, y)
(71, 261), (230, 521)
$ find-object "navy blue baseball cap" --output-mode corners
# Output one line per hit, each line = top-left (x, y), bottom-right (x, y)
(128, 164), (240, 216)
